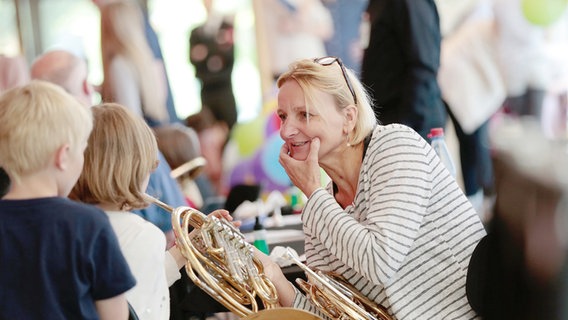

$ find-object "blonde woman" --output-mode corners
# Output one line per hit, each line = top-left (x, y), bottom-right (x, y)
(99, 1), (169, 126)
(257, 57), (486, 319)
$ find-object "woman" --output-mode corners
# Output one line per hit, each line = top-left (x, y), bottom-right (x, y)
(99, 1), (169, 127)
(263, 57), (486, 319)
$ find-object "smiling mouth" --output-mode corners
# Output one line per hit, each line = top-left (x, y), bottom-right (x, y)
(291, 141), (308, 147)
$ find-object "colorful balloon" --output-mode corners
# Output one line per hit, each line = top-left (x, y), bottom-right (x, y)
(228, 156), (258, 188)
(522, 0), (568, 26)
(265, 111), (281, 137)
(231, 117), (266, 157)
(259, 133), (291, 191)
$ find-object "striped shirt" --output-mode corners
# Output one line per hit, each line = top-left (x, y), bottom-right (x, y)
(292, 124), (486, 319)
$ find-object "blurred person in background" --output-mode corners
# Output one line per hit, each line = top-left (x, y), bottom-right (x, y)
(322, 0), (368, 72)
(92, 0), (180, 123)
(189, 0), (238, 132)
(436, 0), (496, 219)
(259, 0), (334, 80)
(493, 0), (566, 121)
(154, 124), (206, 209)
(98, 0), (170, 127)
(31, 50), (94, 107)
(0, 54), (30, 92)
(361, 0), (447, 140)
(0, 54), (30, 198)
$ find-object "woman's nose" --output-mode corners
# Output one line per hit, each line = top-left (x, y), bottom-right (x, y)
(279, 120), (298, 139)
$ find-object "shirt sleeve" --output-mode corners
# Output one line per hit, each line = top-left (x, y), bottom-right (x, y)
(302, 127), (432, 285)
(165, 251), (182, 286)
(90, 220), (137, 300)
(291, 284), (328, 318)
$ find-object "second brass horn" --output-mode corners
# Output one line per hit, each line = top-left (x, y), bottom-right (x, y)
(145, 195), (279, 318)
(285, 248), (393, 320)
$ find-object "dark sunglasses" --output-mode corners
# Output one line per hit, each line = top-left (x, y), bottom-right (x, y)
(313, 56), (357, 105)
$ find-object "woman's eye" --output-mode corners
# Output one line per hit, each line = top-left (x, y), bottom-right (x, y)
(278, 113), (286, 121)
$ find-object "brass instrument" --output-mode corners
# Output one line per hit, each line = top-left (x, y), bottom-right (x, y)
(147, 195), (391, 320)
(285, 249), (393, 320)
(146, 195), (280, 317)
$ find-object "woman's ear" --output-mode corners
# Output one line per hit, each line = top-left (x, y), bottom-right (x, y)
(344, 105), (358, 131)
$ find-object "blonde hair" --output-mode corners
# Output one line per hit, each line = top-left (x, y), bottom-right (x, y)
(0, 80), (92, 183)
(70, 103), (158, 210)
(277, 58), (377, 145)
(100, 1), (166, 122)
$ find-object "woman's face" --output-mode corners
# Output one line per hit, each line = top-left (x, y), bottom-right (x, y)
(277, 79), (347, 161)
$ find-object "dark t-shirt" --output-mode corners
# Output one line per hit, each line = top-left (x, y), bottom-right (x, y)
(0, 197), (136, 320)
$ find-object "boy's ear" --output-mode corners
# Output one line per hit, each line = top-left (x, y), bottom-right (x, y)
(54, 144), (70, 171)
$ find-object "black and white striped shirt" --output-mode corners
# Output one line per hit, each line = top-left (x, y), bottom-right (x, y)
(293, 124), (486, 319)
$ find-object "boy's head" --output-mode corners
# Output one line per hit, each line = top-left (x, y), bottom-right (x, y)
(70, 103), (158, 211)
(154, 124), (204, 179)
(0, 80), (93, 195)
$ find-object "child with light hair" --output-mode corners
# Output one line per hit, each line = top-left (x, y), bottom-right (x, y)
(0, 80), (136, 320)
(70, 103), (235, 320)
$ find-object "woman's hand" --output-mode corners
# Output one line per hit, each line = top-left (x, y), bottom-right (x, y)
(279, 137), (322, 197)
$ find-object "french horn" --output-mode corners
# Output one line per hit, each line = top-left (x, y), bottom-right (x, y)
(147, 195), (392, 320)
(145, 194), (280, 317)
(285, 248), (393, 320)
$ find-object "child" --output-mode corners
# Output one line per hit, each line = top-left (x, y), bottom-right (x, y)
(70, 103), (234, 320)
(0, 81), (136, 320)
(154, 124), (206, 208)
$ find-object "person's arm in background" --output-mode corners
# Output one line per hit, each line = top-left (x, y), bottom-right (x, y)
(96, 294), (129, 320)
(297, 0), (334, 40)
(143, 7), (179, 123)
(108, 56), (143, 117)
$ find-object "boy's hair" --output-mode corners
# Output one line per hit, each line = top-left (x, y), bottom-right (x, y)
(154, 124), (203, 178)
(0, 80), (92, 183)
(70, 103), (158, 210)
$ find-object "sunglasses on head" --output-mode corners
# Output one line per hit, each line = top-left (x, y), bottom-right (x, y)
(313, 56), (357, 106)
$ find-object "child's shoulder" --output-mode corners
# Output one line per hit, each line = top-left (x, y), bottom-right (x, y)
(20, 197), (109, 224)
(0, 197), (112, 238)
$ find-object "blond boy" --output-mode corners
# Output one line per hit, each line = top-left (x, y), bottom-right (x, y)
(0, 81), (136, 319)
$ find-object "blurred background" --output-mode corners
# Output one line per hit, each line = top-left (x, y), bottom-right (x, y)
(0, 0), (261, 121)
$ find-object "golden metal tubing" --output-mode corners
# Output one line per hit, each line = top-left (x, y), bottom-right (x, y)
(285, 248), (393, 320)
(144, 194), (280, 318)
